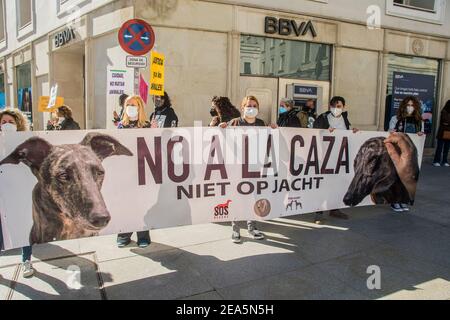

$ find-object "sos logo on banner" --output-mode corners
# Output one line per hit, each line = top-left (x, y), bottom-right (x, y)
(214, 200), (232, 220)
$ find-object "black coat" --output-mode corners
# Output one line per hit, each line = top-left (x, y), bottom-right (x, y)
(277, 110), (301, 128)
(437, 108), (450, 140)
(313, 111), (351, 130)
(150, 107), (179, 128)
(60, 118), (81, 130)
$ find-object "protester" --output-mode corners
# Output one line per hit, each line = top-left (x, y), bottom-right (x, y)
(433, 100), (450, 167)
(220, 96), (278, 244)
(117, 96), (152, 248)
(388, 96), (424, 213)
(150, 92), (179, 128)
(313, 96), (358, 224)
(113, 94), (129, 127)
(47, 105), (81, 130)
(277, 98), (301, 128)
(298, 99), (317, 128)
(0, 108), (35, 278)
(209, 96), (241, 127)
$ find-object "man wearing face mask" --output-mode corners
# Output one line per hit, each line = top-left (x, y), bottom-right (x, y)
(150, 92), (179, 128)
(314, 96), (357, 223)
(314, 96), (352, 131)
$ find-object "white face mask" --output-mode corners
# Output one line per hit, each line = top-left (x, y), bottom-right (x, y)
(331, 107), (343, 118)
(1, 123), (18, 133)
(58, 117), (65, 123)
(407, 106), (415, 115)
(126, 106), (139, 120)
(244, 107), (259, 119)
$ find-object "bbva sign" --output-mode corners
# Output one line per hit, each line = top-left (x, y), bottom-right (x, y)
(54, 27), (76, 48)
(264, 16), (317, 38)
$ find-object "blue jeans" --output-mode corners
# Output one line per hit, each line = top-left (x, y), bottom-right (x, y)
(22, 246), (32, 263)
(434, 139), (450, 164)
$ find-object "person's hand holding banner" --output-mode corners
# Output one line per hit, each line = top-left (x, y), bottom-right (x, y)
(384, 133), (420, 201)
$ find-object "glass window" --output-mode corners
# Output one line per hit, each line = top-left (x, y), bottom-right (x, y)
(393, 0), (436, 12)
(384, 54), (440, 146)
(16, 62), (32, 122)
(244, 62), (252, 75)
(17, 0), (32, 30)
(240, 35), (332, 81)
(0, 72), (5, 109)
(0, 0), (5, 41)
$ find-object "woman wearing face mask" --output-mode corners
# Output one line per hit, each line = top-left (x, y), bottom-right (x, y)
(117, 96), (152, 248)
(277, 98), (301, 128)
(388, 96), (424, 213)
(47, 105), (81, 131)
(0, 109), (35, 278)
(150, 92), (179, 128)
(220, 96), (277, 244)
(209, 96), (241, 127)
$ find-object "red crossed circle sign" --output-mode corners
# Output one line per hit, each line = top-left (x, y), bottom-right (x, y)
(118, 19), (156, 56)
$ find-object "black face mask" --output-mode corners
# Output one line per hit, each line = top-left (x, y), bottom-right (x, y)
(210, 108), (219, 117)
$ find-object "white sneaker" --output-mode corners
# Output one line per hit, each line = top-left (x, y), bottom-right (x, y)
(400, 204), (410, 212)
(443, 163), (450, 167)
(232, 231), (242, 244)
(433, 163), (441, 167)
(248, 229), (265, 240)
(391, 204), (403, 213)
(22, 261), (35, 278)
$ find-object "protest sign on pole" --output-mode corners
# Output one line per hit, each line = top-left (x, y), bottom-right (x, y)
(47, 84), (58, 109)
(0, 128), (425, 250)
(38, 96), (65, 113)
(107, 69), (127, 96)
(150, 51), (165, 96)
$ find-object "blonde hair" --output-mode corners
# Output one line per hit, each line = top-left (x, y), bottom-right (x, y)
(241, 96), (260, 110)
(0, 108), (30, 132)
(121, 95), (148, 128)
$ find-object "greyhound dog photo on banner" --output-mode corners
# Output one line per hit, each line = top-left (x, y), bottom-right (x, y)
(0, 128), (425, 250)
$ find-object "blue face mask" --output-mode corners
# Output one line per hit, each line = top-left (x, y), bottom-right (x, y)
(279, 106), (288, 114)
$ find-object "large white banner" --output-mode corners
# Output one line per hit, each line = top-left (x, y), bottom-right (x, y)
(0, 128), (425, 250)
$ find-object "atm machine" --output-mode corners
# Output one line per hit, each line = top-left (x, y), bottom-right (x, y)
(286, 83), (324, 111)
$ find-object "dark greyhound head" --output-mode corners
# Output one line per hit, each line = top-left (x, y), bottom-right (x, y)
(343, 137), (409, 207)
(0, 133), (133, 237)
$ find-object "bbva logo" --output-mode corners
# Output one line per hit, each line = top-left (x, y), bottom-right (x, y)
(264, 16), (317, 38)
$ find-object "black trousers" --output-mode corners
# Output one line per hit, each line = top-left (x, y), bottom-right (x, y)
(118, 231), (151, 242)
(434, 139), (450, 164)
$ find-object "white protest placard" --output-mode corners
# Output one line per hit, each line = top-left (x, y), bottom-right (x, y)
(107, 69), (127, 95)
(47, 84), (58, 109)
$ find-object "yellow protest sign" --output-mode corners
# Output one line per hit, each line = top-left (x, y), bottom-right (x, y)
(150, 51), (165, 96)
(38, 96), (65, 112)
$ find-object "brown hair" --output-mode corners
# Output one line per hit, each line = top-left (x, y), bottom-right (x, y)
(397, 96), (422, 123)
(57, 105), (74, 120)
(212, 96), (241, 120)
(0, 108), (30, 132)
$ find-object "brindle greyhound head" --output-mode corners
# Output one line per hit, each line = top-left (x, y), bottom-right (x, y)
(0, 133), (133, 244)
(343, 137), (413, 207)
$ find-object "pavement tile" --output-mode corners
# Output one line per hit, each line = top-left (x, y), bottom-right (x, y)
(217, 264), (370, 300)
(100, 250), (213, 300)
(9, 255), (101, 300)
